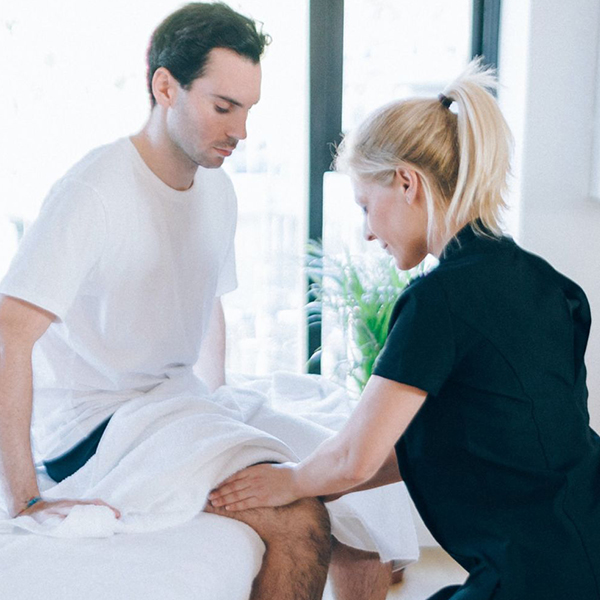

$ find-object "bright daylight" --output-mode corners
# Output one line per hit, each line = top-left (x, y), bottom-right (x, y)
(1, 1), (599, 600)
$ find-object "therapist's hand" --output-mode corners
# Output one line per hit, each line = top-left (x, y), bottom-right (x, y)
(16, 498), (121, 522)
(209, 462), (301, 511)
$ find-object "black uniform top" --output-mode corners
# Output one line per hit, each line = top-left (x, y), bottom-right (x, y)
(373, 223), (600, 600)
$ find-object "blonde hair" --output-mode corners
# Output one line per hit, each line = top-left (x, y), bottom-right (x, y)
(335, 59), (513, 242)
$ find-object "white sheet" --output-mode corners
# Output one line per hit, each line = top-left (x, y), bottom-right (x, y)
(0, 511), (265, 600)
(0, 372), (419, 598)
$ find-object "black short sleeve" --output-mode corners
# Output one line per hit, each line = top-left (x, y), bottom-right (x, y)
(372, 275), (455, 395)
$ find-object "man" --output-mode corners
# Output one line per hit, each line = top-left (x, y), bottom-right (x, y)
(0, 3), (398, 599)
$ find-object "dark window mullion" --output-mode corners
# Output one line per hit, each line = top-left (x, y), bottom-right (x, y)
(472, 0), (502, 68)
(307, 0), (344, 373)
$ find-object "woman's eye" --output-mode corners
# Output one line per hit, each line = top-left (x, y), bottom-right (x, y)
(215, 105), (230, 114)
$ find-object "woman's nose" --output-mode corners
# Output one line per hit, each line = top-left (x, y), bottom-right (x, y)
(363, 221), (376, 242)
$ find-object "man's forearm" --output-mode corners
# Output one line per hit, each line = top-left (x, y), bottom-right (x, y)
(0, 345), (40, 516)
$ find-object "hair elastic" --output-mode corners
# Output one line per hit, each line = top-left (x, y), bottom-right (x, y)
(438, 93), (454, 109)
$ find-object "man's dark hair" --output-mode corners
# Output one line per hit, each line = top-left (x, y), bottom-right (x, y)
(147, 2), (270, 106)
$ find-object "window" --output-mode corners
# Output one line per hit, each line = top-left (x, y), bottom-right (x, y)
(220, 1), (310, 375)
(1, 1), (489, 380)
(318, 0), (473, 380)
(1, 1), (310, 376)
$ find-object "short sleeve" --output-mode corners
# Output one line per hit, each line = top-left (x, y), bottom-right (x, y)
(372, 275), (455, 395)
(214, 180), (238, 297)
(0, 178), (106, 320)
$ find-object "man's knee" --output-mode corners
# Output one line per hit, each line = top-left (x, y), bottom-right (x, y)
(282, 497), (331, 543)
(206, 497), (331, 555)
(286, 498), (332, 564)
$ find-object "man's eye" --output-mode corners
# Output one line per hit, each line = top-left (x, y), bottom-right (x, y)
(215, 105), (230, 114)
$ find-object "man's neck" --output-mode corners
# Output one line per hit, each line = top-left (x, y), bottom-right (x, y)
(131, 119), (196, 191)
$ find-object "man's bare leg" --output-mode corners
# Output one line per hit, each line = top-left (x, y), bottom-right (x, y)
(207, 497), (331, 600)
(329, 537), (393, 600)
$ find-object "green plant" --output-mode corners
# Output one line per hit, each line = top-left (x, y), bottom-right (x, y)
(307, 241), (422, 394)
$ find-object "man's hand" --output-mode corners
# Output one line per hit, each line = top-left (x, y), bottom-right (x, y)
(16, 498), (121, 521)
(209, 462), (301, 511)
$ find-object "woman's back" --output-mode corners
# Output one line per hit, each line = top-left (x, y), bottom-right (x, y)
(374, 224), (600, 599)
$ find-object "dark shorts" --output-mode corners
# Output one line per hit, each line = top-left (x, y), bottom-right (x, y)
(43, 417), (112, 483)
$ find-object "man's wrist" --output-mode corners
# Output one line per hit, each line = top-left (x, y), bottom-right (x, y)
(14, 495), (42, 517)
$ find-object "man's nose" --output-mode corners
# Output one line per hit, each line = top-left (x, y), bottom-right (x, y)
(228, 113), (248, 141)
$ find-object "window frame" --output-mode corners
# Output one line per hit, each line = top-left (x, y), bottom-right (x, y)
(306, 0), (502, 371)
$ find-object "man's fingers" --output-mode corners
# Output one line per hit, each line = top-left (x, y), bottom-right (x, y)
(87, 499), (121, 518)
(61, 499), (121, 519)
(22, 498), (121, 520)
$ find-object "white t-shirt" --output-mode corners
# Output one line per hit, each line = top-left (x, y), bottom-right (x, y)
(0, 138), (238, 460)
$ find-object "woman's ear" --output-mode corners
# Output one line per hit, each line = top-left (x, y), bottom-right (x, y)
(395, 167), (420, 204)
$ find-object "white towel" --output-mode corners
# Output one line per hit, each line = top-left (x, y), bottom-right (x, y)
(0, 373), (419, 565)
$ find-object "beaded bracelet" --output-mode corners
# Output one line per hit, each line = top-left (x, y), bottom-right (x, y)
(16, 496), (42, 516)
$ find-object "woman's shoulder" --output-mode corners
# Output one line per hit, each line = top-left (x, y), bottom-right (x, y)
(387, 269), (449, 330)
(431, 233), (591, 331)
(393, 231), (590, 322)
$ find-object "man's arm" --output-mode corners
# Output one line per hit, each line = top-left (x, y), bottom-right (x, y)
(0, 296), (54, 516)
(0, 295), (120, 519)
(195, 297), (227, 393)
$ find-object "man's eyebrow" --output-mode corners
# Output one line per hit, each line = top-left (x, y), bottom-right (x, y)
(213, 94), (244, 108)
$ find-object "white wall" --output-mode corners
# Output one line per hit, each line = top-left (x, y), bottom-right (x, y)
(499, 0), (600, 432)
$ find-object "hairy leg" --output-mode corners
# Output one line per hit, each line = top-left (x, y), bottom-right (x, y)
(206, 498), (331, 600)
(329, 537), (394, 600)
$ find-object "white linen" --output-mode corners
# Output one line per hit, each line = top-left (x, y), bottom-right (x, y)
(0, 510), (265, 600)
(0, 373), (419, 598)
(0, 387), (293, 538)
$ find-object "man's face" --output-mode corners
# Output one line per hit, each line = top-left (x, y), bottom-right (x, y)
(166, 48), (262, 169)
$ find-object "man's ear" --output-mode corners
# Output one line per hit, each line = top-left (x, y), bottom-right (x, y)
(152, 67), (179, 108)
(395, 167), (420, 204)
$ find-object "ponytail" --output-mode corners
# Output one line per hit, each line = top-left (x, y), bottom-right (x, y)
(441, 59), (513, 237)
(335, 58), (513, 242)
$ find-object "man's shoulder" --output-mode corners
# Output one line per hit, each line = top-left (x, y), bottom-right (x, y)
(56, 138), (134, 194)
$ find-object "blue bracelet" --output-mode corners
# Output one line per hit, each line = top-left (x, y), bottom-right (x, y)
(24, 496), (42, 510)
(14, 496), (42, 517)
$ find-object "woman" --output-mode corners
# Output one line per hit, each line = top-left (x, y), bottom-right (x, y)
(210, 61), (600, 600)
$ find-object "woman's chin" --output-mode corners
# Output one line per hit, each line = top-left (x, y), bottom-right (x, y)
(394, 255), (418, 271)
(393, 249), (428, 271)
